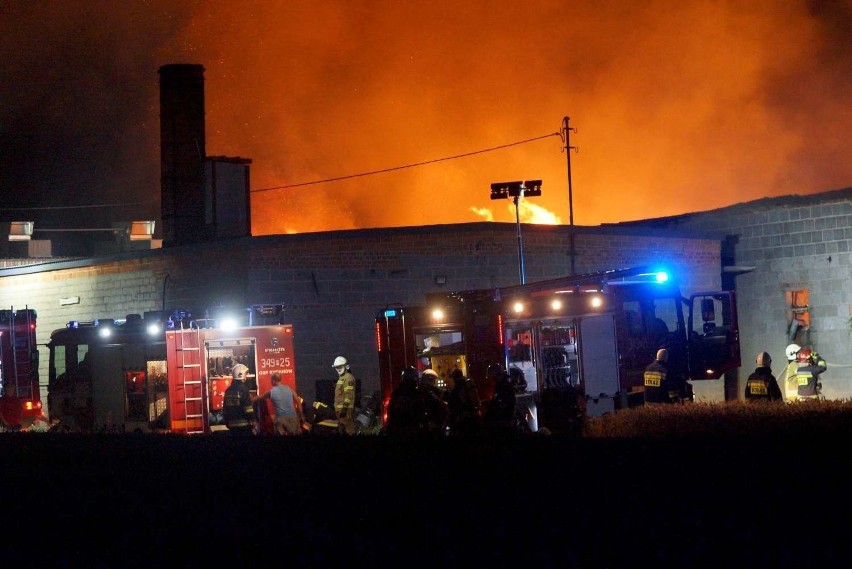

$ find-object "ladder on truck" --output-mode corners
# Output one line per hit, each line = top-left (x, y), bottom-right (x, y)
(1, 306), (37, 401)
(172, 324), (207, 434)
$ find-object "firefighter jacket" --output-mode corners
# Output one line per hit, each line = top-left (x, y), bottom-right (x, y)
(744, 366), (783, 402)
(777, 360), (800, 401)
(223, 380), (255, 429)
(643, 360), (677, 404)
(334, 370), (358, 435)
(334, 371), (357, 418)
(796, 356), (827, 398)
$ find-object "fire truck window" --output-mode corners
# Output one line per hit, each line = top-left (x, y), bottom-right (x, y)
(623, 302), (644, 336)
(53, 346), (67, 382)
(415, 331), (465, 381)
(652, 301), (679, 335)
(691, 297), (728, 338)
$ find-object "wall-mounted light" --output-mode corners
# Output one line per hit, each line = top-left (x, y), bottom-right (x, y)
(129, 220), (156, 240)
(8, 221), (34, 241)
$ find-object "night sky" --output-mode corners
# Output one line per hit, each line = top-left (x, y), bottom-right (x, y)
(1, 0), (850, 234)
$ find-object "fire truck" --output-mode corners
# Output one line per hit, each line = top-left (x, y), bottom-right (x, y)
(46, 305), (296, 433)
(0, 307), (44, 427)
(376, 266), (740, 426)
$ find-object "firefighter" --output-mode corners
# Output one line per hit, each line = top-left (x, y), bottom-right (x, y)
(386, 366), (425, 436)
(256, 373), (304, 435)
(744, 352), (783, 402)
(778, 343), (801, 401)
(446, 368), (481, 436)
(332, 356), (358, 435)
(795, 348), (827, 400)
(420, 369), (448, 434)
(222, 363), (256, 434)
(483, 364), (516, 434)
(643, 348), (678, 404)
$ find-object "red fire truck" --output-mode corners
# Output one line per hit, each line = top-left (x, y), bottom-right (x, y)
(46, 305), (296, 433)
(376, 266), (740, 426)
(0, 307), (44, 427)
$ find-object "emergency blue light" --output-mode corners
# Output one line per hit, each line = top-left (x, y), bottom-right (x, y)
(66, 321), (79, 329)
(655, 271), (669, 283)
(383, 309), (398, 318)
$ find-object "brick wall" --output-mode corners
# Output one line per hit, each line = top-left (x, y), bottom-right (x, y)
(1, 222), (723, 411)
(650, 189), (852, 400)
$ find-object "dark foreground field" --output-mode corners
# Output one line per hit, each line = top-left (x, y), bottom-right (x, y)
(2, 432), (851, 568)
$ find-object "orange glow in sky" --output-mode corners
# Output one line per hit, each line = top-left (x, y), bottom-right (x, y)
(2, 1), (850, 235)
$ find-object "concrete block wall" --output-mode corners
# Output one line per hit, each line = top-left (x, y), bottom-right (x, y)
(668, 190), (852, 400)
(1, 222), (723, 412)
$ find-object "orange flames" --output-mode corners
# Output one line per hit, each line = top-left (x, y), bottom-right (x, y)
(2, 2), (849, 234)
(471, 201), (562, 225)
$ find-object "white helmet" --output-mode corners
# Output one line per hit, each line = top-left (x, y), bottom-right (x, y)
(756, 352), (772, 367)
(656, 348), (668, 363)
(231, 363), (249, 380)
(332, 356), (348, 368)
(422, 369), (439, 381)
(785, 343), (801, 362)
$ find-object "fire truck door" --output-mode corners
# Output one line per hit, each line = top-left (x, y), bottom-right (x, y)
(91, 345), (125, 431)
(577, 314), (619, 417)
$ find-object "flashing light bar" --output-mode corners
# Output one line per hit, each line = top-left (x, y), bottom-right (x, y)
(383, 309), (398, 318)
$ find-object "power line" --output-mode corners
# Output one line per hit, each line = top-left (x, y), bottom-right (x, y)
(251, 132), (561, 194)
(0, 201), (153, 212)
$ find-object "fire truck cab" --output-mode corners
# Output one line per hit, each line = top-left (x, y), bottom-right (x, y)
(376, 266), (740, 427)
(47, 305), (296, 433)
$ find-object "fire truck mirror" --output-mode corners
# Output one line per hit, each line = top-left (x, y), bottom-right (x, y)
(701, 298), (716, 322)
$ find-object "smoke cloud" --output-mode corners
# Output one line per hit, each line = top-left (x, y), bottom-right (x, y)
(1, 0), (850, 234)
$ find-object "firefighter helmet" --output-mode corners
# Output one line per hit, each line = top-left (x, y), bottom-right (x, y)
(231, 363), (249, 380)
(656, 348), (668, 363)
(332, 356), (348, 368)
(401, 366), (418, 382)
(797, 348), (813, 363)
(756, 351), (772, 367)
(785, 343), (801, 361)
(421, 369), (439, 384)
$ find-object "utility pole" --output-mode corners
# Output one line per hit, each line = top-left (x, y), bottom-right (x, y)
(561, 116), (577, 275)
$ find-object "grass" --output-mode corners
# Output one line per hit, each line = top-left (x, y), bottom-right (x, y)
(583, 398), (852, 438)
